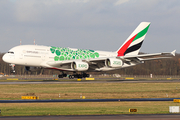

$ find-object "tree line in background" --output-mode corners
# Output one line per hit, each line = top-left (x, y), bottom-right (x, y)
(0, 53), (180, 75)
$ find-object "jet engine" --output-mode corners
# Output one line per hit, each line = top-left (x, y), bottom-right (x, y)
(71, 61), (89, 71)
(105, 58), (123, 68)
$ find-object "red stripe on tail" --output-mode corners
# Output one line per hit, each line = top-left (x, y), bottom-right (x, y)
(117, 34), (137, 56)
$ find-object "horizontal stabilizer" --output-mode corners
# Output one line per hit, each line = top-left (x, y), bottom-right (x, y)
(119, 50), (175, 60)
(139, 57), (172, 61)
(171, 50), (176, 56)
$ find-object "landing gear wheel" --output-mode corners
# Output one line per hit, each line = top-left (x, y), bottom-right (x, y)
(58, 73), (67, 78)
(78, 74), (83, 78)
(69, 75), (74, 79)
(63, 74), (67, 77)
(58, 74), (63, 78)
(82, 73), (89, 78)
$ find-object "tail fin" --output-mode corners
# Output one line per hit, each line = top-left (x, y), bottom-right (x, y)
(117, 22), (150, 56)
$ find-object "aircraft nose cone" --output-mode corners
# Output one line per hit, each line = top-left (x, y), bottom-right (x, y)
(2, 53), (9, 63)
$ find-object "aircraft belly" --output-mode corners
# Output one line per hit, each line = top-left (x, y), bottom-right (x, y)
(16, 57), (42, 66)
(47, 67), (75, 71)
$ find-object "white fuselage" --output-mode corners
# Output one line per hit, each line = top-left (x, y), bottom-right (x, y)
(3, 45), (129, 72)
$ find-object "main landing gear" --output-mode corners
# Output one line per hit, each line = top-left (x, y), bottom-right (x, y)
(58, 72), (90, 79)
(68, 73), (90, 79)
(58, 73), (67, 78)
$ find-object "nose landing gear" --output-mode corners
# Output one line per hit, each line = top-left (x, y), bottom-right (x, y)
(10, 64), (15, 73)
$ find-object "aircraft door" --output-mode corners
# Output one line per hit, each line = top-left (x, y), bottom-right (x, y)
(41, 52), (47, 61)
(19, 53), (23, 59)
(20, 50), (26, 59)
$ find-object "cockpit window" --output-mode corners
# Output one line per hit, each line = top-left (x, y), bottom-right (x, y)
(8, 51), (14, 54)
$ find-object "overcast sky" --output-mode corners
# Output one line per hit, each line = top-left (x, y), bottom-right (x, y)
(0, 0), (180, 53)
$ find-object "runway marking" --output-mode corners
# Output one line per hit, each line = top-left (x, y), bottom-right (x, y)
(1, 98), (180, 103)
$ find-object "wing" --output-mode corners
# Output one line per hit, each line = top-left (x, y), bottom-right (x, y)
(44, 50), (175, 72)
(46, 58), (107, 71)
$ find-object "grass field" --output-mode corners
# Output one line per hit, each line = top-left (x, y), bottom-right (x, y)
(0, 82), (180, 116)
(0, 82), (180, 99)
(0, 101), (180, 116)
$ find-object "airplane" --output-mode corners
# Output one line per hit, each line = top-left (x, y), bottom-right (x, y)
(2, 22), (176, 79)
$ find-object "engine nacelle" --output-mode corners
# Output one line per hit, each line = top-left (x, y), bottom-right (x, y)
(25, 66), (41, 72)
(71, 61), (89, 71)
(105, 58), (123, 68)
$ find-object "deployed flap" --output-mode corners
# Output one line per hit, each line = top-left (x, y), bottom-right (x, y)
(47, 60), (73, 67)
(85, 57), (108, 62)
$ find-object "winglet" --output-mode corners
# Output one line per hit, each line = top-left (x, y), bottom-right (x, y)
(171, 50), (176, 56)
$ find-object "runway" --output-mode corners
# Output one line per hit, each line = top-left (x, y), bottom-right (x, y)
(0, 98), (180, 103)
(0, 79), (180, 84)
(1, 114), (180, 120)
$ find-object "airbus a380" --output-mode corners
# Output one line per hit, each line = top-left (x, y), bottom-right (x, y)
(2, 22), (176, 79)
